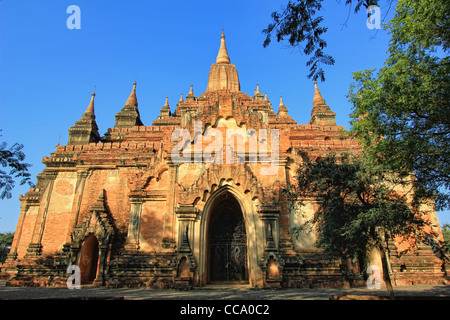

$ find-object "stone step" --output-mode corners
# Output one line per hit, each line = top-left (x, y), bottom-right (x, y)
(194, 283), (254, 291)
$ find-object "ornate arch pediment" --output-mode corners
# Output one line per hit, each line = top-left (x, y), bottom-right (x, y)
(175, 164), (281, 205)
(71, 189), (116, 246)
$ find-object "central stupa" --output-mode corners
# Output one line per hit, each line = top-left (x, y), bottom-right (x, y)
(206, 31), (240, 92)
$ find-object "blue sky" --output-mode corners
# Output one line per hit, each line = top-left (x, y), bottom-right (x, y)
(0, 0), (448, 232)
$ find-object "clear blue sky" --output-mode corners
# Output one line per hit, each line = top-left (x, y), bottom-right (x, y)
(0, 0), (448, 233)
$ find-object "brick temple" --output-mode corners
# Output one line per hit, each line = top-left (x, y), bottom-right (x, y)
(1, 32), (446, 288)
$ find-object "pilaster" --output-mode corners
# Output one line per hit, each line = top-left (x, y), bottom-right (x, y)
(26, 171), (58, 257)
(124, 193), (144, 253)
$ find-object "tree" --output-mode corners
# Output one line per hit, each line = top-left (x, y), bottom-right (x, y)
(442, 225), (450, 248)
(284, 152), (430, 298)
(0, 232), (14, 263)
(348, 0), (450, 211)
(262, 0), (389, 81)
(0, 130), (34, 199)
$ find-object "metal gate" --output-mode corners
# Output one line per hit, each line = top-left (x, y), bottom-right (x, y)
(209, 212), (248, 282)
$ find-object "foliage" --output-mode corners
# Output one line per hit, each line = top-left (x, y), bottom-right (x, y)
(284, 152), (429, 263)
(263, 0), (385, 81)
(0, 130), (34, 199)
(0, 232), (14, 263)
(348, 0), (450, 211)
(284, 151), (437, 297)
(442, 224), (450, 248)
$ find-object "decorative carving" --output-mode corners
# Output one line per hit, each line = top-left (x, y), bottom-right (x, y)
(126, 159), (168, 191)
(175, 164), (271, 205)
(175, 206), (198, 274)
(70, 189), (115, 246)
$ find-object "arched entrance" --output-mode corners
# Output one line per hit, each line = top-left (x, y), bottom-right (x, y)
(78, 234), (99, 284)
(207, 192), (248, 283)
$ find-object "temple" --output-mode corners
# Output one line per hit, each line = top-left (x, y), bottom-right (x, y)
(1, 33), (446, 288)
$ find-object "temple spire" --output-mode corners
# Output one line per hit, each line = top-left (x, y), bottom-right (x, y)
(125, 81), (138, 106)
(216, 31), (230, 64)
(85, 89), (96, 114)
(155, 96), (171, 121)
(114, 81), (143, 128)
(207, 32), (240, 92)
(313, 81), (326, 106)
(277, 95), (295, 123)
(309, 82), (336, 126)
(253, 82), (264, 100)
(186, 83), (195, 101)
(278, 95), (288, 115)
(279, 95), (285, 107)
(68, 90), (100, 145)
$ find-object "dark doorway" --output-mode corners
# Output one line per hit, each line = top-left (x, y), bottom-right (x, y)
(208, 194), (248, 283)
(78, 234), (99, 284)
